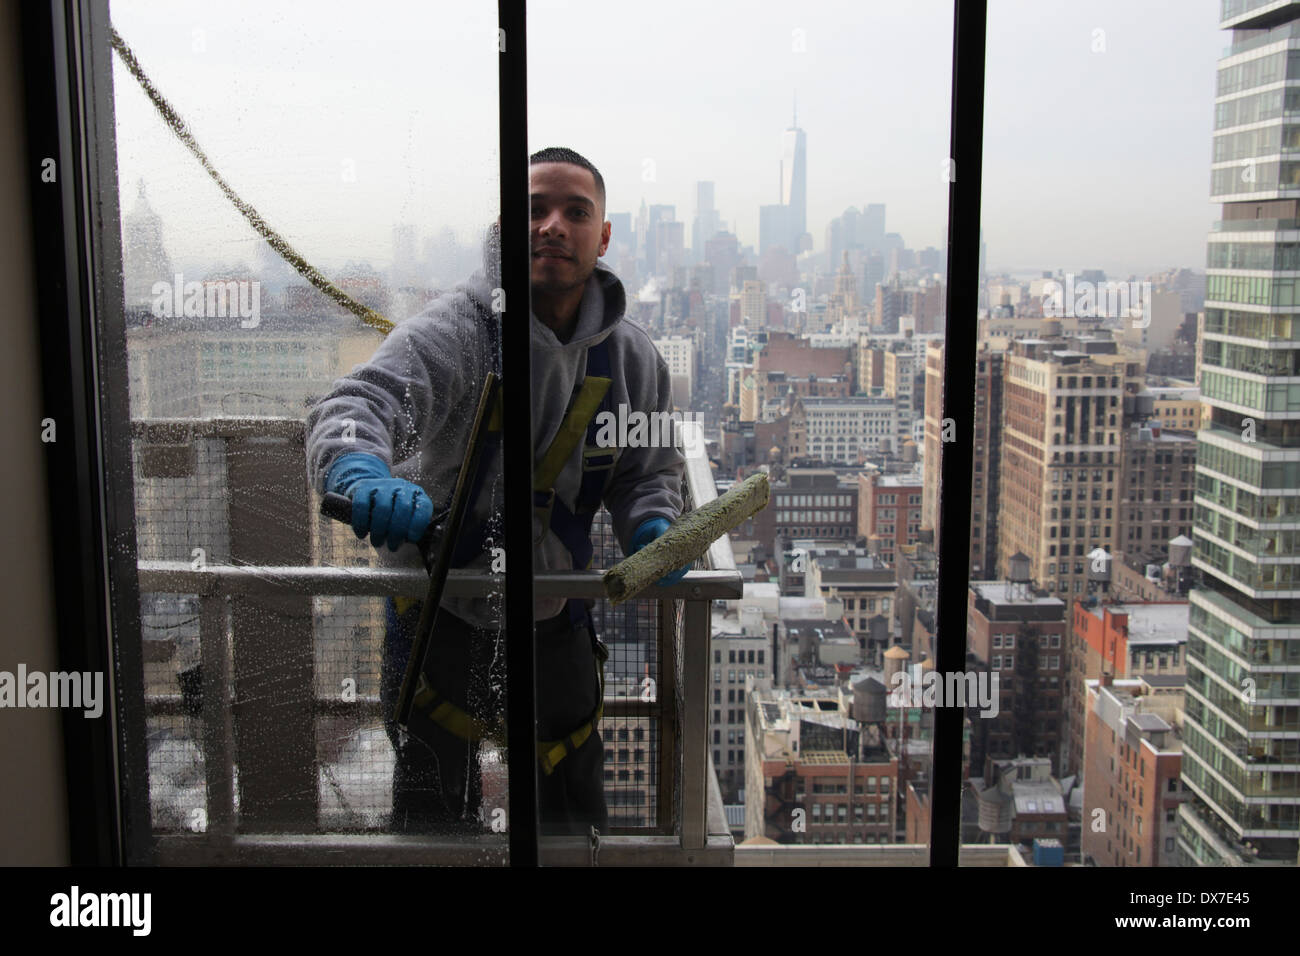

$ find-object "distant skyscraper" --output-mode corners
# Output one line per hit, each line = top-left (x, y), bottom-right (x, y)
(781, 97), (808, 254)
(635, 197), (648, 266)
(696, 181), (714, 213)
(704, 231), (741, 297)
(758, 203), (792, 257)
(654, 220), (684, 280)
(826, 206), (865, 276)
(863, 204), (886, 251)
(692, 180), (721, 264)
(122, 179), (171, 311)
(646, 203), (675, 274)
(739, 279), (766, 333)
(1181, 2), (1300, 867)
(607, 212), (631, 256)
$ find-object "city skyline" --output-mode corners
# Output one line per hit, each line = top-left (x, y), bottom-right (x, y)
(111, 0), (1221, 282)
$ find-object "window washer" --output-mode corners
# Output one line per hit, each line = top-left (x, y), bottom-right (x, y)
(306, 147), (689, 836)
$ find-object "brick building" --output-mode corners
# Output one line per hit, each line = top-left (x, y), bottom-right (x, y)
(745, 686), (898, 845)
(1081, 676), (1186, 867)
(967, 582), (1068, 776)
(858, 469), (924, 564)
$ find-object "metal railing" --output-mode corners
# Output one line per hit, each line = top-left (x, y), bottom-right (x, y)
(132, 417), (741, 865)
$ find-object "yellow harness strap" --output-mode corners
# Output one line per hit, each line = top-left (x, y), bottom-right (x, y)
(534, 375), (612, 492)
(401, 372), (614, 774)
(481, 372), (611, 492)
(410, 635), (609, 776)
(538, 639), (607, 776)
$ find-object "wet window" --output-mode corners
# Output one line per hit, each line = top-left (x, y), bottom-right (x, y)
(110, 0), (512, 859)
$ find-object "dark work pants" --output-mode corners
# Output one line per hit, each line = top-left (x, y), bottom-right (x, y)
(382, 598), (608, 837)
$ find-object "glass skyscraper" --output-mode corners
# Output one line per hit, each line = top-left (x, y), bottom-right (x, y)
(1181, 0), (1300, 866)
(780, 106), (807, 255)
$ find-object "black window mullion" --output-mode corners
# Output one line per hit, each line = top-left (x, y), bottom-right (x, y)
(931, 0), (987, 869)
(498, 0), (539, 867)
(21, 0), (151, 866)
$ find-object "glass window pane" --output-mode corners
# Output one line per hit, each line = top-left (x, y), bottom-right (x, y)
(961, 2), (1270, 870)
(111, 0), (510, 860)
(535, 0), (954, 863)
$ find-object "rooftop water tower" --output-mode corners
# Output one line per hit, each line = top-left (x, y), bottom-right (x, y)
(1007, 551), (1031, 601)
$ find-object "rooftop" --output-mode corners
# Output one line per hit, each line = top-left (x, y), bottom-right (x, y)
(870, 470), (925, 488)
(1130, 712), (1171, 733)
(971, 581), (1066, 607)
(778, 596), (830, 618)
(1141, 673), (1186, 689)
(1083, 602), (1188, 644)
(798, 751), (852, 765)
(819, 568), (896, 585)
(785, 619), (853, 641)
(798, 396), (896, 408)
(1128, 425), (1197, 443)
(1012, 783), (1067, 817)
(1148, 386), (1199, 400)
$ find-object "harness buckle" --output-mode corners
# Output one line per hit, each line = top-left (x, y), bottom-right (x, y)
(582, 445), (617, 471)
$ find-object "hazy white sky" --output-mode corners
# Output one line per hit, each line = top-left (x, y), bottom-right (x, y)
(111, 0), (1222, 280)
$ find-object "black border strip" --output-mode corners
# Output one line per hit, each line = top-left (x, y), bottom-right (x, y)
(499, 0), (539, 866)
(931, 0), (987, 868)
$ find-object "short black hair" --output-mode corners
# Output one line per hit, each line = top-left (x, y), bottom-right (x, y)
(529, 146), (605, 217)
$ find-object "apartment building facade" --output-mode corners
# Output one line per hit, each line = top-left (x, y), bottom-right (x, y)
(1082, 677), (1186, 867)
(1182, 0), (1300, 866)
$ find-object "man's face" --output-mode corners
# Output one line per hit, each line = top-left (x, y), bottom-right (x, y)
(529, 162), (610, 296)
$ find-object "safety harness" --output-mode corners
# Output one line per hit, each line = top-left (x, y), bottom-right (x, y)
(396, 332), (618, 775)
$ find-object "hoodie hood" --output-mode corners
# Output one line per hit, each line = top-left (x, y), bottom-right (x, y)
(529, 260), (626, 351)
(468, 218), (627, 353)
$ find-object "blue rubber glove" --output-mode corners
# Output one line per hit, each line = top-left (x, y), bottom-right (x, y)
(325, 452), (434, 552)
(629, 516), (690, 587)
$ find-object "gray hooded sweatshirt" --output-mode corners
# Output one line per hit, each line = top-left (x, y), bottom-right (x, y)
(305, 246), (684, 627)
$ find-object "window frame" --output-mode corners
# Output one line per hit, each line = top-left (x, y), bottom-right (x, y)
(29, 0), (989, 868)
